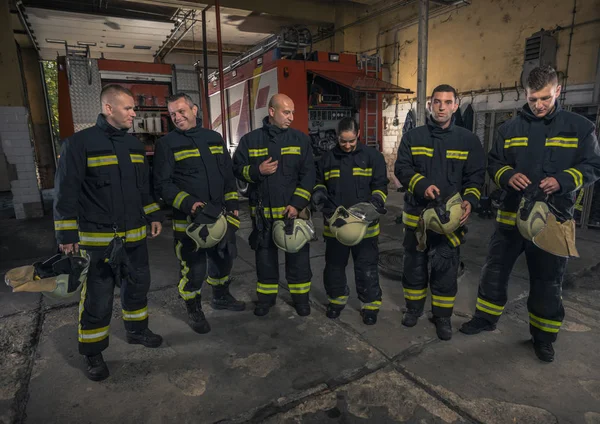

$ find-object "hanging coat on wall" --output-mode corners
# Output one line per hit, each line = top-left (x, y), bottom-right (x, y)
(463, 104), (474, 132)
(403, 109), (416, 135)
(453, 107), (464, 128)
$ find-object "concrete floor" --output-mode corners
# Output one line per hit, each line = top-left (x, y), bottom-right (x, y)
(1, 191), (600, 424)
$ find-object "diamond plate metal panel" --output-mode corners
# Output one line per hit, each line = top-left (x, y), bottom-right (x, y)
(175, 69), (200, 92)
(68, 58), (102, 130)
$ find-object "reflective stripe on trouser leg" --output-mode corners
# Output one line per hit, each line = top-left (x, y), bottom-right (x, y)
(402, 230), (429, 313)
(255, 244), (280, 304)
(429, 235), (459, 318)
(174, 239), (204, 301)
(525, 243), (567, 343)
(286, 243), (312, 305)
(206, 243), (234, 286)
(324, 238), (350, 306)
(474, 228), (525, 324)
(121, 243), (151, 332)
(353, 237), (382, 307)
(78, 250), (114, 356)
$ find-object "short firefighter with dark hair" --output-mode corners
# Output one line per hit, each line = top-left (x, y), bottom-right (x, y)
(395, 83), (485, 340)
(460, 66), (600, 362)
(153, 92), (244, 336)
(54, 84), (164, 381)
(233, 93), (316, 317)
(312, 117), (388, 325)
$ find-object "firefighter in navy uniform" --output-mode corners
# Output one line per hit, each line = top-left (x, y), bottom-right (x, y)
(460, 66), (600, 362)
(54, 85), (163, 382)
(312, 118), (388, 325)
(153, 93), (244, 335)
(233, 93), (316, 317)
(395, 84), (485, 341)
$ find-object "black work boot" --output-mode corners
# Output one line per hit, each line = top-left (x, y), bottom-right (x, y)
(185, 298), (211, 334)
(361, 309), (378, 325)
(211, 280), (246, 311)
(84, 353), (109, 382)
(126, 328), (163, 348)
(533, 339), (555, 362)
(402, 309), (422, 327)
(431, 316), (453, 341)
(459, 316), (497, 335)
(295, 303), (311, 317)
(326, 304), (344, 319)
(254, 300), (275, 317)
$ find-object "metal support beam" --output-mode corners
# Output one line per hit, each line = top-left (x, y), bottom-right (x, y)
(416, 0), (429, 126)
(215, 0), (227, 143)
(594, 46), (600, 105)
(202, 5), (211, 126)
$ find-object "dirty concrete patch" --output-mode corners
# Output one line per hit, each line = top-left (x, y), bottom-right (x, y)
(262, 366), (465, 423)
(0, 311), (39, 424)
(25, 283), (388, 423)
(585, 412), (600, 424)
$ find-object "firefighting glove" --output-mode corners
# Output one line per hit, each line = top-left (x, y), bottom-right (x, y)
(369, 195), (387, 215)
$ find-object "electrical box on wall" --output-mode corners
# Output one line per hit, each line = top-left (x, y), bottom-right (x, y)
(521, 30), (557, 88)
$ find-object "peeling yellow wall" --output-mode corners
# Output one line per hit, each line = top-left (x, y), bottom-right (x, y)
(320, 0), (600, 94)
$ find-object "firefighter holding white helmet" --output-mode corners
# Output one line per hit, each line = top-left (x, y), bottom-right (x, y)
(312, 117), (388, 325)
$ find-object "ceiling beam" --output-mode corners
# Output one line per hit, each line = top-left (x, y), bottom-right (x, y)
(175, 40), (247, 54)
(122, 0), (335, 24)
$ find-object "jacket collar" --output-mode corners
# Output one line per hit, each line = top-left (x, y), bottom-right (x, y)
(519, 102), (561, 123)
(96, 114), (129, 137)
(332, 141), (364, 157)
(174, 118), (203, 135)
(426, 114), (455, 134)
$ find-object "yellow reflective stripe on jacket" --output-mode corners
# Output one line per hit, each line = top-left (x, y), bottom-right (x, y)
(289, 281), (311, 294)
(173, 191), (190, 209)
(496, 210), (517, 226)
(323, 225), (334, 237)
(130, 153), (145, 164)
(209, 145), (224, 154)
(494, 165), (513, 186)
(55, 219), (78, 231)
(226, 215), (240, 228)
(329, 296), (348, 305)
(372, 190), (387, 202)
(242, 165), (253, 182)
(362, 300), (381, 310)
(314, 184), (327, 191)
(294, 187), (311, 201)
(445, 233), (461, 247)
(431, 295), (455, 308)
(564, 168), (583, 190)
(175, 241), (201, 300)
(224, 191), (239, 201)
(411, 146), (434, 157)
(173, 219), (188, 232)
(174, 149), (200, 161)
(325, 169), (340, 180)
(122, 306), (148, 321)
(144, 203), (160, 214)
(408, 173), (425, 193)
(249, 148), (269, 157)
(79, 226), (147, 247)
(575, 189), (585, 211)
(257, 282), (279, 294)
(464, 187), (481, 200)
(529, 313), (562, 333)
(402, 212), (419, 228)
(87, 155), (118, 167)
(403, 288), (427, 301)
(504, 137), (528, 148)
(281, 146), (301, 155)
(353, 167), (373, 177)
(364, 223), (380, 238)
(207, 275), (229, 286)
(250, 206), (286, 219)
(446, 150), (469, 160)
(545, 137), (578, 148)
(476, 297), (504, 316)
(78, 325), (110, 343)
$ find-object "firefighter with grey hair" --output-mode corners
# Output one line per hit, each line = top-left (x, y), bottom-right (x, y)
(153, 92), (244, 337)
(460, 66), (600, 362)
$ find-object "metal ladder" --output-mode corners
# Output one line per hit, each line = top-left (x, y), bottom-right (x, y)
(360, 54), (381, 148)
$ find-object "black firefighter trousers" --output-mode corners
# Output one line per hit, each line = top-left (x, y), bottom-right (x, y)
(402, 229), (460, 318)
(474, 227), (567, 343)
(324, 236), (382, 311)
(78, 243), (151, 356)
